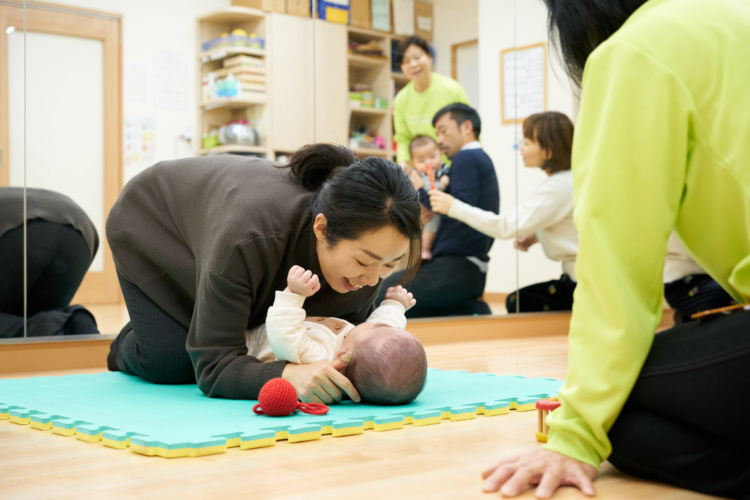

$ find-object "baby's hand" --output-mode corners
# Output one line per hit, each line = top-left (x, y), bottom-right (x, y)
(285, 265), (320, 297)
(439, 175), (450, 190)
(384, 285), (416, 311)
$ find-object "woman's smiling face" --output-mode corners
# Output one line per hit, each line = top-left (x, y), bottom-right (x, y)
(401, 44), (433, 82)
(314, 214), (410, 294)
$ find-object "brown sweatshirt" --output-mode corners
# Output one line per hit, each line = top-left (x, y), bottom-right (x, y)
(106, 156), (378, 399)
(0, 187), (99, 259)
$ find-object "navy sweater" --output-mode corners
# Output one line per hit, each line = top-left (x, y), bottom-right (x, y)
(419, 148), (500, 261)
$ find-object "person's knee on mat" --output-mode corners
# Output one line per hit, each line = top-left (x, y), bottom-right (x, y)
(108, 322), (194, 384)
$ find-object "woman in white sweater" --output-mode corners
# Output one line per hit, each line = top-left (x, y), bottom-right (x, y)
(429, 111), (577, 313)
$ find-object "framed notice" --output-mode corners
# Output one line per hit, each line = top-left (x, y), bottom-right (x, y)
(500, 42), (547, 125)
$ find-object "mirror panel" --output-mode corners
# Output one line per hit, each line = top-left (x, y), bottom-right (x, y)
(1, 2), (26, 337)
(5, 0), (589, 340)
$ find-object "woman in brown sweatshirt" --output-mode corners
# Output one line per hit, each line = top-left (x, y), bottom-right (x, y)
(106, 144), (422, 403)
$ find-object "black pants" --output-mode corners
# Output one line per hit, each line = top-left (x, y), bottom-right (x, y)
(664, 273), (736, 323)
(107, 273), (195, 384)
(608, 309), (750, 498)
(505, 274), (576, 313)
(0, 220), (93, 316)
(377, 255), (491, 318)
(0, 220), (98, 337)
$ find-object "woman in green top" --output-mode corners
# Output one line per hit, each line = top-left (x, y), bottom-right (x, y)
(482, 0), (750, 498)
(393, 36), (470, 166)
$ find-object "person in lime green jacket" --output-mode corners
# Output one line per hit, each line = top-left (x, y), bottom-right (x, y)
(481, 0), (750, 498)
(393, 36), (470, 167)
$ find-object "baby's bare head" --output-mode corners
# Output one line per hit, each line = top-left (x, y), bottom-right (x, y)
(343, 323), (427, 405)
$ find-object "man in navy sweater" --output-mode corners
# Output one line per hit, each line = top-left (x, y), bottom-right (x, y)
(378, 103), (500, 317)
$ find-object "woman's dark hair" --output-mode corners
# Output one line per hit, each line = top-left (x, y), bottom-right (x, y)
(432, 103), (481, 137)
(288, 144), (423, 283)
(543, 0), (649, 87)
(395, 35), (432, 66)
(523, 112), (574, 174)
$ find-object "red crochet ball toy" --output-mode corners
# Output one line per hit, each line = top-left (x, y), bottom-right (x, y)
(253, 378), (329, 417)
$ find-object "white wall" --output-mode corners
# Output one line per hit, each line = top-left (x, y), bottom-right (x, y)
(478, 0), (577, 293)
(431, 0), (478, 80)
(42, 0), (230, 183)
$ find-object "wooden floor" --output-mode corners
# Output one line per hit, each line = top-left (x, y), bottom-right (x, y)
(0, 334), (716, 499)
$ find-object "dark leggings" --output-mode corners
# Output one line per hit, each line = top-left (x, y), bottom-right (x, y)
(505, 274), (576, 313)
(377, 255), (491, 318)
(107, 273), (195, 384)
(664, 273), (736, 323)
(0, 220), (93, 316)
(608, 309), (750, 498)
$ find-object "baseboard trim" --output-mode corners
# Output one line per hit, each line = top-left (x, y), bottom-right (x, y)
(0, 310), (675, 375)
(407, 312), (571, 345)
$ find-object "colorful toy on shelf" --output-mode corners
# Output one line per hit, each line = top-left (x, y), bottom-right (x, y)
(202, 128), (220, 150)
(349, 130), (386, 150)
(216, 74), (241, 97)
(218, 120), (259, 146)
(535, 397), (561, 442)
(201, 31), (265, 52)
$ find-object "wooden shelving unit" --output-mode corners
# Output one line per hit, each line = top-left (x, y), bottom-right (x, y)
(353, 147), (390, 157)
(347, 26), (398, 161)
(350, 106), (388, 116)
(196, 8), (270, 158)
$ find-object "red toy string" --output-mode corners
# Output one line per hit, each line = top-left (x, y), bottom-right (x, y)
(252, 378), (330, 417)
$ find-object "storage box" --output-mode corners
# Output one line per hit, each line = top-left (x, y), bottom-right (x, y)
(231, 0), (263, 8)
(414, 1), (433, 42)
(318, 0), (350, 24)
(263, 0), (286, 13)
(287, 0), (310, 17)
(231, 0), (286, 12)
(370, 0), (390, 32)
(349, 0), (370, 28)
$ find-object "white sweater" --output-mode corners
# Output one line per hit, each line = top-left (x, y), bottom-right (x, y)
(448, 170), (578, 281)
(244, 291), (407, 363)
(664, 233), (705, 283)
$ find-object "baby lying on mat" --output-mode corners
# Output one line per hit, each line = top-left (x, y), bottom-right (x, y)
(246, 265), (427, 405)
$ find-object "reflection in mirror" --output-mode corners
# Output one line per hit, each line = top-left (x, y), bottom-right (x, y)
(1, 2), (27, 337)
(2, 0), (590, 342)
(2, 1), (121, 340)
(479, 0), (577, 316)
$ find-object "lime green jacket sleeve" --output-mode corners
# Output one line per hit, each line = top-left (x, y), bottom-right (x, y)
(542, 39), (692, 468)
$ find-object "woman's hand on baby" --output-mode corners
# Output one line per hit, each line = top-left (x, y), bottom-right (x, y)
(281, 353), (361, 404)
(428, 190), (455, 215)
(285, 265), (320, 297)
(481, 448), (597, 498)
(384, 285), (416, 311)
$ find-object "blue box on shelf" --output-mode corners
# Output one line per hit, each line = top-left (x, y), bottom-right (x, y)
(318, 0), (349, 24)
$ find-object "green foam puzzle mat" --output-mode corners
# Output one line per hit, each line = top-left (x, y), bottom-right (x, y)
(0, 369), (562, 458)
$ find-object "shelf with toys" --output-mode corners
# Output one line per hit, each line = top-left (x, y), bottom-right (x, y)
(200, 95), (267, 110)
(197, 7), (270, 158)
(199, 46), (266, 63)
(347, 25), (395, 160)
